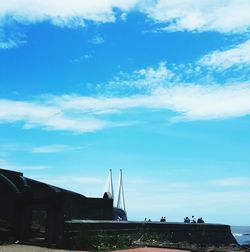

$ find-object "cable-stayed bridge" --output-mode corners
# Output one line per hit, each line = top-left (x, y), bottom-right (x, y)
(105, 169), (127, 220)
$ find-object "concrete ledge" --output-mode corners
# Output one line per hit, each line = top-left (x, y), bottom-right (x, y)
(62, 220), (238, 251)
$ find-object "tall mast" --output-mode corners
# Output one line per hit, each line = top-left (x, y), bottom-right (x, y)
(107, 169), (114, 199)
(116, 169), (126, 212)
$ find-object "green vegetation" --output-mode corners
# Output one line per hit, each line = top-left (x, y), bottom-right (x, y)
(75, 231), (133, 251)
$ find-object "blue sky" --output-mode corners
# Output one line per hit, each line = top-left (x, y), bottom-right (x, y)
(1, 0), (250, 225)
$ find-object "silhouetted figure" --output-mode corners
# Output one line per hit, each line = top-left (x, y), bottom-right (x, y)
(163, 217), (166, 222)
(160, 216), (164, 222)
(191, 215), (196, 223)
(184, 216), (190, 223)
(197, 217), (205, 223)
(144, 218), (147, 222)
(148, 219), (151, 222)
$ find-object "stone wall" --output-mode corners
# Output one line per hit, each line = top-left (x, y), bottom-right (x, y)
(63, 220), (238, 251)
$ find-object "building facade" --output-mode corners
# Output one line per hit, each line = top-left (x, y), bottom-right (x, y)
(0, 168), (114, 244)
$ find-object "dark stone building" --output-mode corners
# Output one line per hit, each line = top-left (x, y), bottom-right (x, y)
(0, 168), (114, 244)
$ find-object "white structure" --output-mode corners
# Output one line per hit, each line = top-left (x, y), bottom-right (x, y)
(116, 169), (126, 212)
(105, 169), (126, 212)
(106, 169), (114, 199)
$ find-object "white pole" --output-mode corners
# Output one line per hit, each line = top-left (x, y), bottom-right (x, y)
(106, 169), (114, 199)
(109, 169), (114, 199)
(116, 169), (121, 208)
(121, 170), (126, 212)
(116, 169), (126, 212)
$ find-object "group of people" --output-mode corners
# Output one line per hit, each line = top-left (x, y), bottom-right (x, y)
(184, 216), (205, 223)
(144, 217), (166, 222)
(143, 215), (205, 223)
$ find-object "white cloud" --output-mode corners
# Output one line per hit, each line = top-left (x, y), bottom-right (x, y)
(89, 35), (104, 45)
(51, 83), (250, 121)
(0, 144), (20, 152)
(134, 62), (175, 87)
(106, 62), (175, 92)
(211, 177), (250, 187)
(72, 177), (102, 183)
(0, 159), (49, 171)
(0, 99), (110, 133)
(0, 0), (250, 35)
(143, 0), (250, 33)
(71, 54), (93, 63)
(32, 144), (83, 153)
(0, 1), (137, 47)
(1, 81), (250, 133)
(199, 39), (250, 70)
(0, 27), (26, 49)
(0, 38), (21, 49)
(39, 176), (102, 185)
(156, 83), (250, 121)
(0, 0), (139, 27)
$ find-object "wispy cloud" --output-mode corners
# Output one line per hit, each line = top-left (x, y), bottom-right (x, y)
(72, 177), (102, 184)
(0, 144), (20, 152)
(103, 59), (249, 93)
(71, 54), (93, 63)
(0, 159), (49, 171)
(0, 38), (22, 49)
(143, 0), (250, 33)
(104, 62), (176, 93)
(89, 35), (104, 45)
(37, 176), (103, 185)
(0, 99), (111, 133)
(0, 26), (26, 49)
(156, 83), (250, 121)
(211, 177), (250, 187)
(32, 144), (83, 153)
(52, 82), (250, 121)
(1, 60), (250, 133)
(199, 39), (250, 70)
